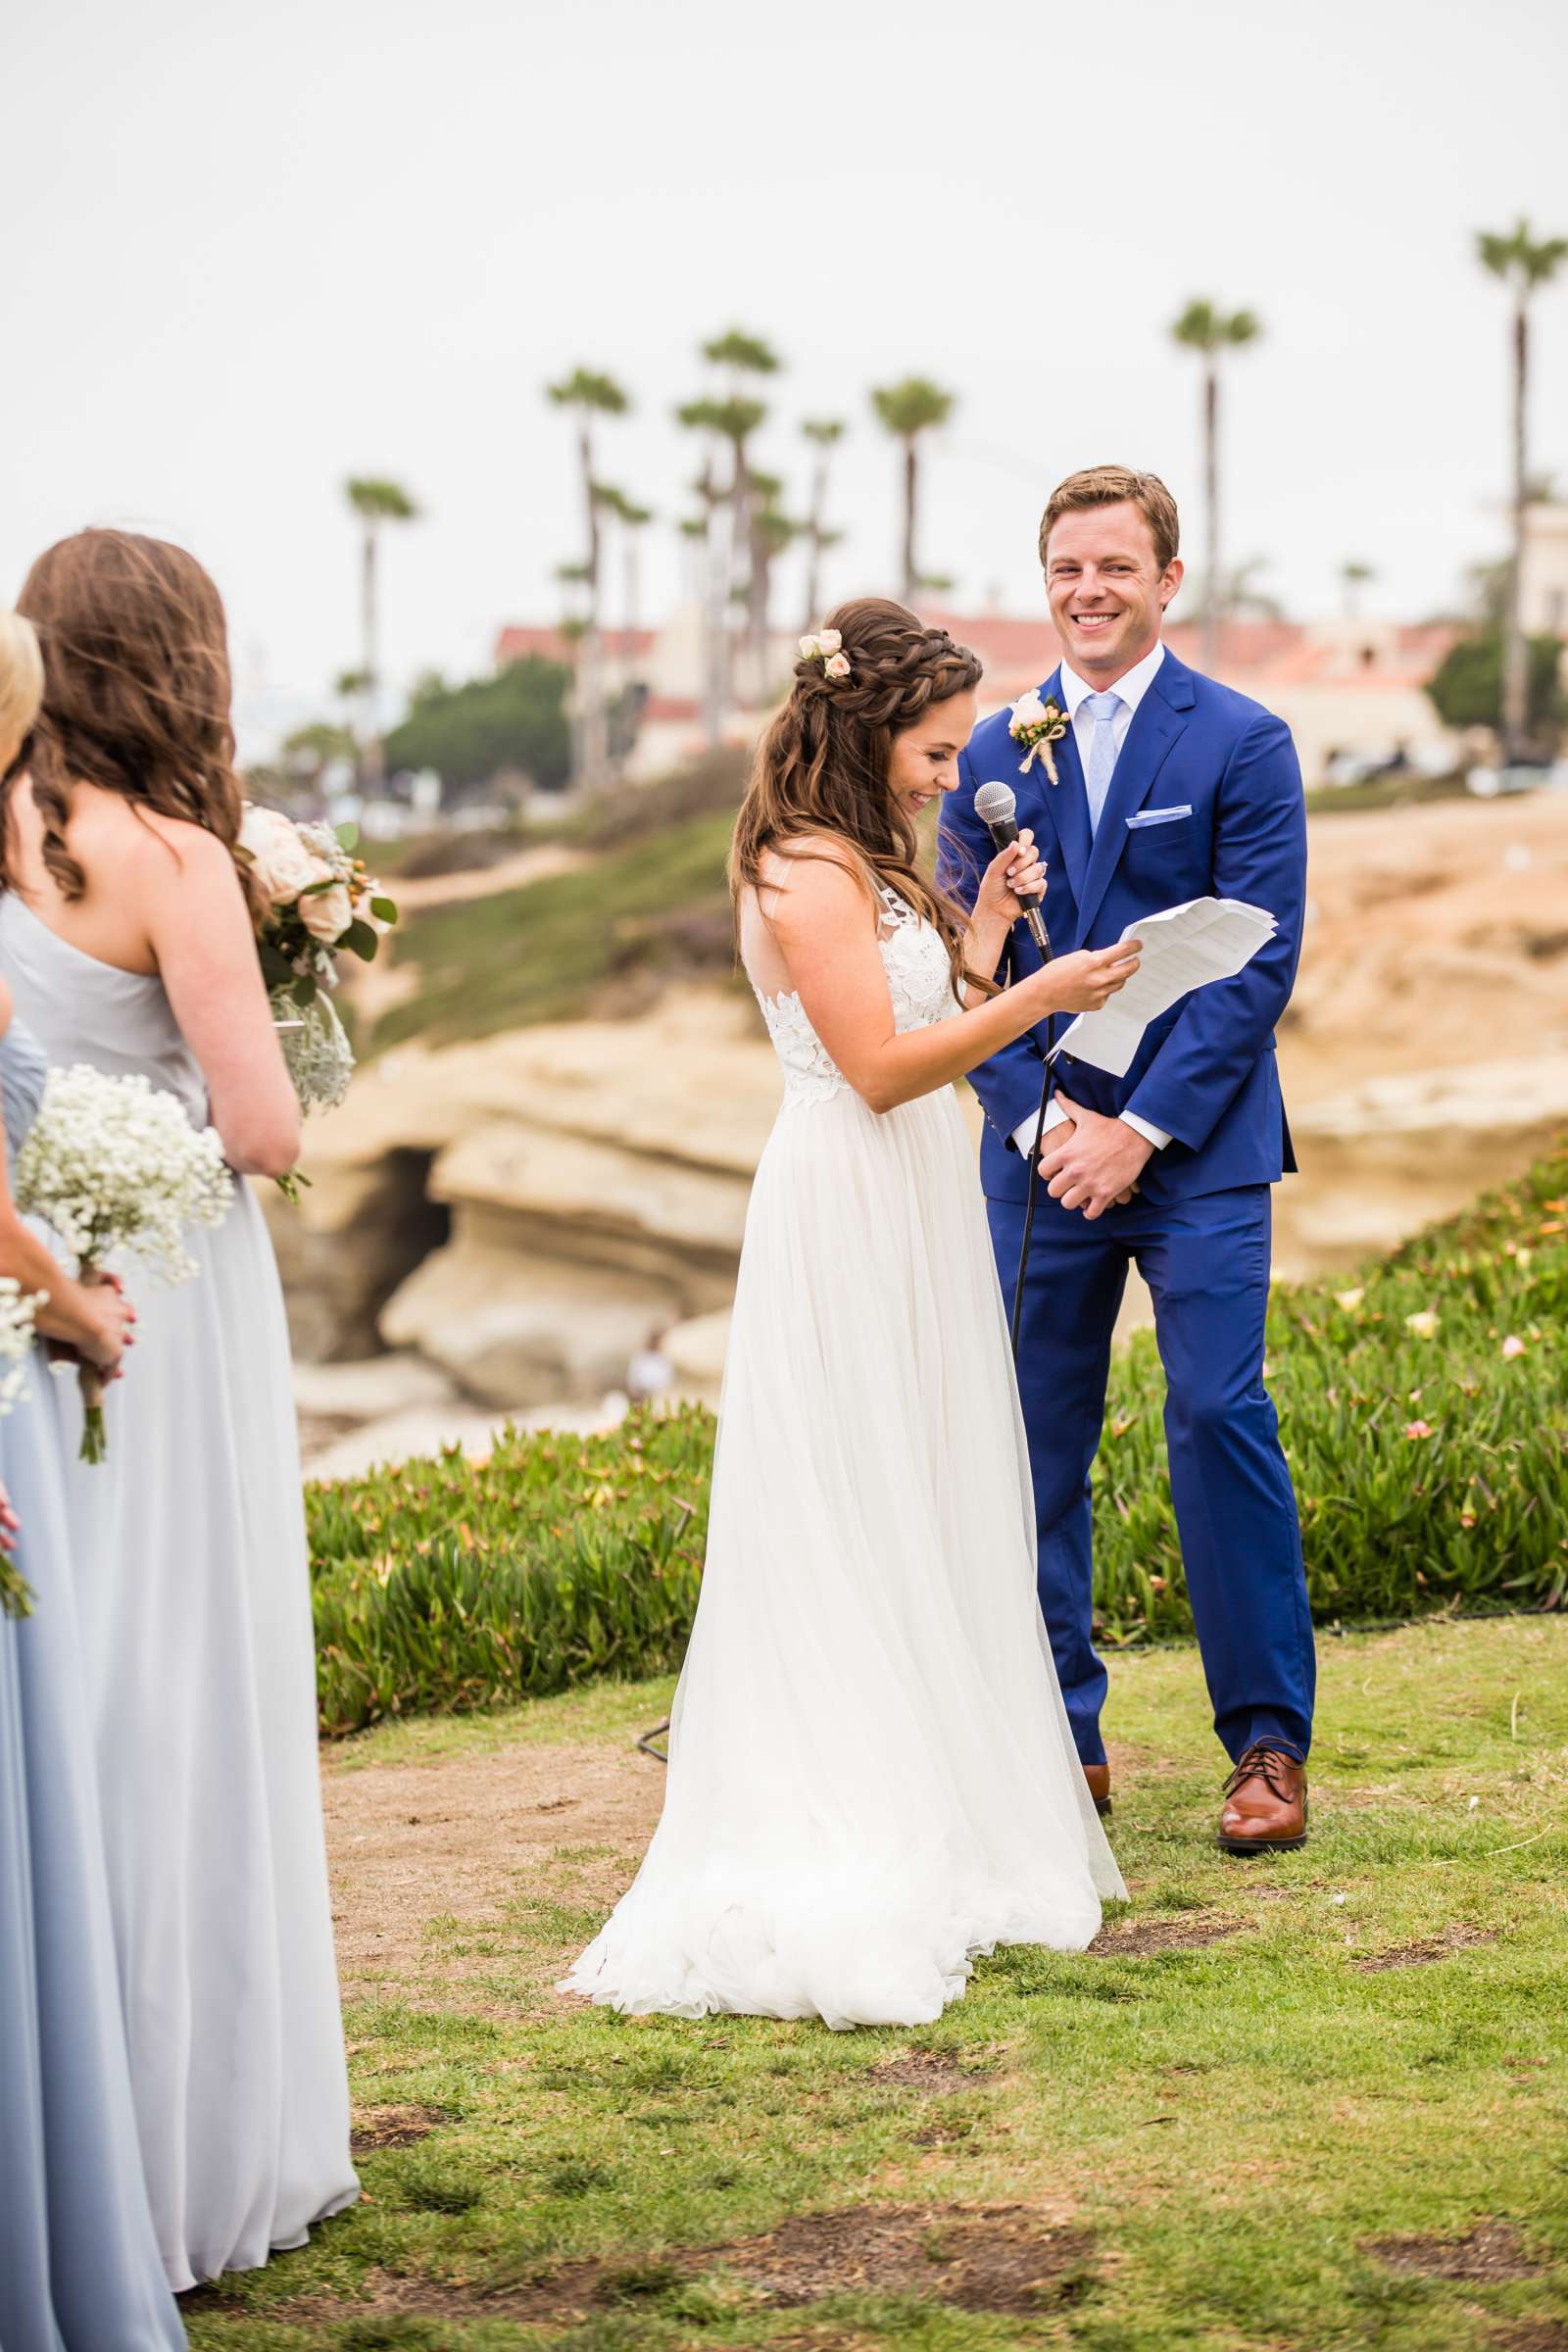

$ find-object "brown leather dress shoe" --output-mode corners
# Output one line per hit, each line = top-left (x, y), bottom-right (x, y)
(1082, 1762), (1112, 1819)
(1216, 1742), (1307, 1853)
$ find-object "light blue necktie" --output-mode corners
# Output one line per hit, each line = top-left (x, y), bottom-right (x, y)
(1082, 690), (1124, 835)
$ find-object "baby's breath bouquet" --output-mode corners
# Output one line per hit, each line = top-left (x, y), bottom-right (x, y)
(238, 804), (399, 1197)
(14, 1066), (233, 1463)
(0, 1276), (45, 1617)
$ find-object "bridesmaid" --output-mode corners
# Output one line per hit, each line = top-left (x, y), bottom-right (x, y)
(0, 610), (183, 2349)
(1, 533), (358, 2288)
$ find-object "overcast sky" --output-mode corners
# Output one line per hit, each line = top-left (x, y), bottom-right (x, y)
(9, 0), (1567, 731)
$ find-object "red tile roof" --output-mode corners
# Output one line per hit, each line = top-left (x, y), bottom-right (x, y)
(494, 623), (657, 666)
(927, 611), (1460, 697)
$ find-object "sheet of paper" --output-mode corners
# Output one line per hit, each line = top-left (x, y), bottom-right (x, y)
(1054, 897), (1277, 1078)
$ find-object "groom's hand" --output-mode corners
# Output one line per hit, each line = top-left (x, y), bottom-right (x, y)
(1038, 1093), (1152, 1219)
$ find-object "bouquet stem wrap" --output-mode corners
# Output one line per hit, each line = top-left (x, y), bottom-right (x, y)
(76, 1260), (108, 1466)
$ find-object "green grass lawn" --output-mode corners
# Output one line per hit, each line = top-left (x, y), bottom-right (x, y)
(185, 1615), (1568, 2352)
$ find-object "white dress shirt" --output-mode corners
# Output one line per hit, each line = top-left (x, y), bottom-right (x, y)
(1010, 639), (1172, 1165)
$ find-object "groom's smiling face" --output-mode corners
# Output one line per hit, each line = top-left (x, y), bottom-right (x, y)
(1045, 501), (1182, 687)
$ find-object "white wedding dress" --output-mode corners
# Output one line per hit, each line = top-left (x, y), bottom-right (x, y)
(563, 881), (1124, 2030)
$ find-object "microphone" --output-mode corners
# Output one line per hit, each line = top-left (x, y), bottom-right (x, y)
(973, 780), (1051, 956)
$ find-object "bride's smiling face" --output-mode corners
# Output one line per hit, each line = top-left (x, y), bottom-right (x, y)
(885, 690), (979, 822)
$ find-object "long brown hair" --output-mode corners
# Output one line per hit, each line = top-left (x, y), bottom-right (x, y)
(729, 597), (986, 996)
(8, 528), (265, 921)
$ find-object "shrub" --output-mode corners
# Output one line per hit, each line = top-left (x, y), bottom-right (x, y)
(309, 1158), (1568, 1735)
(309, 1404), (711, 1735)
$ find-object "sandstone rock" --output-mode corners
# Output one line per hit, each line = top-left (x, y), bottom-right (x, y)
(379, 1231), (680, 1408)
(293, 1352), (460, 1423)
(662, 1306), (731, 1407)
(428, 1122), (751, 1284)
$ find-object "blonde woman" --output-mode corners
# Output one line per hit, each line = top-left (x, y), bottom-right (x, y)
(0, 610), (183, 2350)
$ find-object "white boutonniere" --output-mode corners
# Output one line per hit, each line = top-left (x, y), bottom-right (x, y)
(1008, 688), (1069, 783)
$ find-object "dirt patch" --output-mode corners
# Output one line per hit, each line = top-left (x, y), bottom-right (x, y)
(869, 2049), (999, 2094)
(1355, 1925), (1496, 1972)
(1364, 2222), (1542, 2279)
(703, 2205), (1095, 2312)
(218, 2207), (1094, 2328)
(1093, 1915), (1243, 1957)
(321, 1738), (661, 2002)
(351, 2102), (451, 2155)
(1491, 2326), (1568, 2352)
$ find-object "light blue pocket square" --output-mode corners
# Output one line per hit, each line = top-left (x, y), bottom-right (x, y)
(1127, 805), (1193, 829)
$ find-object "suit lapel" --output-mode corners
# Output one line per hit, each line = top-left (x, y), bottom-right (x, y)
(1073, 651), (1194, 942)
(1027, 667), (1090, 915)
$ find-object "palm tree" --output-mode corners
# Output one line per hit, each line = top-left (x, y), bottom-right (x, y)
(1476, 219), (1568, 759)
(1340, 560), (1376, 622)
(677, 393), (766, 739)
(343, 477), (419, 792)
(800, 417), (846, 628)
(870, 379), (956, 603)
(546, 367), (630, 785)
(1169, 300), (1261, 674)
(593, 484), (655, 673)
(740, 470), (802, 701)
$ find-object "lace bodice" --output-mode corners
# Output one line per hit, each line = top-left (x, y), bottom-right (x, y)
(753, 885), (959, 1105)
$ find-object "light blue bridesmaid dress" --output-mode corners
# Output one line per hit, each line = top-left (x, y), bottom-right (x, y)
(0, 1015), (186, 2351)
(0, 896), (357, 2289)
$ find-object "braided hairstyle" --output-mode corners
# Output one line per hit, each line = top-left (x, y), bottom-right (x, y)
(7, 529), (266, 925)
(729, 597), (988, 999)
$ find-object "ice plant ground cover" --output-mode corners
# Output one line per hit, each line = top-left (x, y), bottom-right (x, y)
(181, 1615), (1568, 2352)
(306, 1147), (1568, 1737)
(12, 1064), (231, 1460)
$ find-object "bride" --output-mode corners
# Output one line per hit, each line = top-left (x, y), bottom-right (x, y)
(564, 600), (1138, 2031)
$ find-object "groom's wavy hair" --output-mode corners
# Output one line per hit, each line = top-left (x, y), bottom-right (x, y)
(7, 529), (266, 924)
(730, 598), (990, 1000)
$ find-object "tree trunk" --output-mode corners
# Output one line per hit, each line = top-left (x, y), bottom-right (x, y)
(623, 530), (640, 675)
(902, 439), (918, 604)
(1502, 299), (1530, 762)
(360, 518), (383, 793)
(1202, 362), (1220, 677)
(703, 500), (724, 752)
(804, 448), (828, 631)
(577, 419), (609, 788)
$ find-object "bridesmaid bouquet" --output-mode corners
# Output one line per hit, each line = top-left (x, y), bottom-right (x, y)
(0, 1277), (45, 1617)
(14, 1066), (233, 1464)
(238, 805), (399, 1196)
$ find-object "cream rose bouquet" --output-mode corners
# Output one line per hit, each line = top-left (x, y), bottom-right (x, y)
(0, 1276), (45, 1617)
(238, 806), (399, 1193)
(13, 1066), (233, 1464)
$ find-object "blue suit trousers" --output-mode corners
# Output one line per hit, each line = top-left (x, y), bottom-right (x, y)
(989, 1180), (1314, 1769)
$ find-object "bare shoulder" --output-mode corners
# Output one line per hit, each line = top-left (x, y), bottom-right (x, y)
(118, 805), (242, 899)
(760, 834), (877, 917)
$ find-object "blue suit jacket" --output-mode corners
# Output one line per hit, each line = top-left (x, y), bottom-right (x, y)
(938, 648), (1306, 1207)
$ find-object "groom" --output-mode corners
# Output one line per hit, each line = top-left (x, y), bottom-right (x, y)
(939, 465), (1314, 1852)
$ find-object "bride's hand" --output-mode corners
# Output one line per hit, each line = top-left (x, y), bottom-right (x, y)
(973, 830), (1046, 928)
(1030, 940), (1143, 1014)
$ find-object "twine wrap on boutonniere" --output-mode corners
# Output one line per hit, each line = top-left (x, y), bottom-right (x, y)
(1008, 688), (1069, 783)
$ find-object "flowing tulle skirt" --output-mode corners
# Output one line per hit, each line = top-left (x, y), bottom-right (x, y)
(564, 1083), (1123, 2031)
(0, 1362), (186, 2352)
(51, 1188), (358, 2288)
